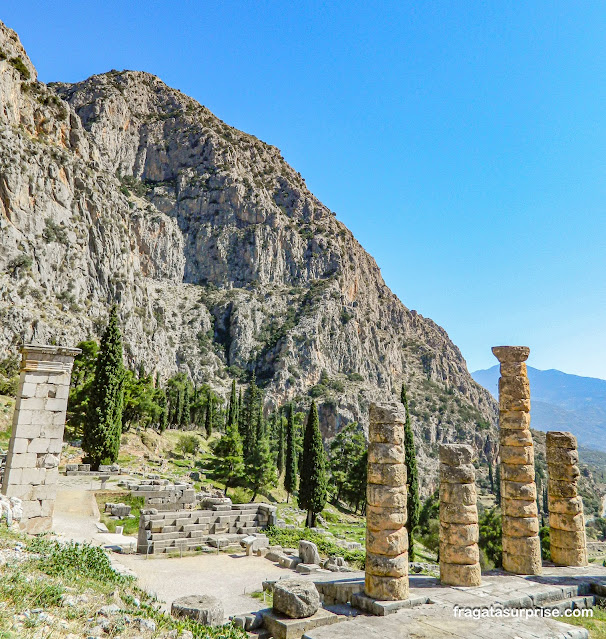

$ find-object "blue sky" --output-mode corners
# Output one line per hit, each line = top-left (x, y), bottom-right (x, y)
(4, 2), (605, 378)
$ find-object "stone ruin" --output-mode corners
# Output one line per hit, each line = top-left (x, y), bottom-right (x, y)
(546, 431), (588, 567)
(492, 345), (542, 575)
(439, 444), (481, 586)
(1, 344), (79, 533)
(120, 478), (197, 511)
(365, 403), (409, 601)
(137, 502), (277, 554)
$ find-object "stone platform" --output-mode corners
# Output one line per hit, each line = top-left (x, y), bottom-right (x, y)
(286, 564), (606, 639)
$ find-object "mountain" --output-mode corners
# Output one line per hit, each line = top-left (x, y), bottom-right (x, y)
(472, 366), (606, 452)
(0, 21), (497, 493)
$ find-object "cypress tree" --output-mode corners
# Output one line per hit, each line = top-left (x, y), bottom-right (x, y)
(495, 463), (501, 506)
(298, 401), (328, 528)
(227, 379), (237, 427)
(214, 407), (245, 497)
(158, 389), (168, 433)
(82, 305), (125, 469)
(277, 410), (285, 477)
(284, 403), (297, 502)
(401, 383), (420, 558)
(205, 396), (213, 438)
(248, 415), (277, 500)
(182, 383), (191, 429)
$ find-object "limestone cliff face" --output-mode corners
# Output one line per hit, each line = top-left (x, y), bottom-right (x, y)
(0, 21), (497, 492)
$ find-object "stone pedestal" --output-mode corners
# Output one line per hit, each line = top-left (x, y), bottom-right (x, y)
(492, 346), (541, 575)
(365, 402), (409, 601)
(1, 344), (80, 533)
(439, 444), (481, 586)
(546, 431), (588, 566)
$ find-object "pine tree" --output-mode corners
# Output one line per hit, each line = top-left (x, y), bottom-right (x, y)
(205, 396), (213, 439)
(298, 401), (328, 528)
(83, 305), (125, 469)
(401, 383), (420, 557)
(284, 403), (297, 502)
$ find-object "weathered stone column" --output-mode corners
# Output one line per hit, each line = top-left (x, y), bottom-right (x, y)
(365, 402), (408, 601)
(439, 444), (481, 586)
(546, 431), (588, 566)
(1, 344), (80, 533)
(492, 345), (542, 575)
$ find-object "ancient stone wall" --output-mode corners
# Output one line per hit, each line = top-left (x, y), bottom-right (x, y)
(1, 344), (80, 533)
(365, 402), (409, 601)
(546, 431), (588, 566)
(492, 345), (541, 575)
(439, 444), (481, 586)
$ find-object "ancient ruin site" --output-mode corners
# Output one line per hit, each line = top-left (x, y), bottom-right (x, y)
(1, 7), (606, 639)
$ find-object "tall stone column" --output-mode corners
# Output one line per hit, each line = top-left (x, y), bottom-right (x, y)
(546, 431), (588, 566)
(365, 402), (409, 601)
(439, 444), (481, 586)
(492, 346), (542, 575)
(2, 344), (80, 533)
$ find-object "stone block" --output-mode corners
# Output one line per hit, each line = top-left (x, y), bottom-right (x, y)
(439, 541), (479, 565)
(366, 483), (407, 508)
(299, 540), (321, 565)
(440, 561), (481, 586)
(366, 527), (408, 556)
(492, 345), (530, 363)
(546, 431), (577, 449)
(499, 411), (531, 430)
(502, 542), (542, 575)
(10, 438), (29, 454)
(439, 503), (478, 524)
(369, 403), (406, 427)
(501, 480), (537, 501)
(549, 512), (585, 532)
(20, 382), (36, 398)
(364, 573), (409, 601)
(32, 484), (57, 501)
(44, 397), (66, 412)
(2, 467), (22, 485)
(367, 462), (406, 486)
(548, 495), (583, 515)
(502, 535), (541, 556)
(548, 479), (578, 499)
(546, 447), (579, 466)
(547, 464), (580, 482)
(501, 463), (535, 483)
(27, 438), (51, 454)
(439, 463), (475, 484)
(41, 423), (65, 438)
(40, 500), (55, 517)
(47, 439), (63, 454)
(439, 522), (479, 546)
(551, 544), (587, 567)
(502, 515), (539, 537)
(21, 467), (45, 485)
(367, 444), (405, 464)
(296, 563), (321, 575)
(8, 452), (37, 468)
(4, 484), (33, 500)
(366, 505), (407, 531)
(502, 498), (538, 518)
(262, 607), (339, 639)
(500, 428), (533, 447)
(500, 445), (533, 465)
(365, 551), (408, 578)
(52, 410), (67, 425)
(171, 594), (224, 626)
(19, 397), (45, 411)
(439, 482), (477, 505)
(13, 422), (41, 438)
(273, 578), (320, 618)
(439, 444), (473, 466)
(22, 499), (42, 518)
(368, 422), (404, 445)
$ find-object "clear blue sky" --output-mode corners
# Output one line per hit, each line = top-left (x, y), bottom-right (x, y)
(4, 2), (606, 378)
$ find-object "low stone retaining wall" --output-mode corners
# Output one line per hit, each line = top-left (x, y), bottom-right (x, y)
(65, 463), (121, 476)
(137, 503), (277, 554)
(121, 479), (196, 511)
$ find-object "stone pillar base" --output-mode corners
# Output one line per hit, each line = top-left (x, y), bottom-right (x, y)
(440, 562), (481, 587)
(365, 573), (409, 601)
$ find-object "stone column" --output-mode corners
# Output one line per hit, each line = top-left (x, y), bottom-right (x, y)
(546, 431), (588, 566)
(365, 402), (409, 601)
(439, 444), (481, 586)
(492, 346), (542, 575)
(1, 344), (80, 533)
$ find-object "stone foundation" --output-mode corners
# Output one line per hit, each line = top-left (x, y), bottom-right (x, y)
(492, 346), (542, 575)
(122, 478), (197, 511)
(138, 502), (277, 553)
(439, 444), (481, 586)
(547, 431), (588, 567)
(365, 402), (409, 601)
(1, 344), (80, 533)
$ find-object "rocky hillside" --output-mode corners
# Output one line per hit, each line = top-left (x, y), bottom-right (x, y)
(0, 21), (497, 493)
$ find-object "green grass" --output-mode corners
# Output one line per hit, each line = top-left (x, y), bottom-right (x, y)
(95, 491), (144, 535)
(0, 525), (247, 638)
(560, 602), (606, 638)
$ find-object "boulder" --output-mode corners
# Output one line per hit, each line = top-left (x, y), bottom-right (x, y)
(171, 594), (224, 627)
(299, 540), (321, 565)
(272, 578), (320, 618)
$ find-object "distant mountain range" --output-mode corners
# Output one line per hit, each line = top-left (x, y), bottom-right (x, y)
(472, 366), (606, 452)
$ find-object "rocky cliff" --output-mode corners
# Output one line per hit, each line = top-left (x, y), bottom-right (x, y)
(0, 21), (497, 493)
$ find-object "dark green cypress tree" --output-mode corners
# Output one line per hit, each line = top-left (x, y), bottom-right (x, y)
(227, 379), (237, 427)
(495, 462), (501, 506)
(158, 389), (168, 433)
(298, 401), (328, 528)
(277, 410), (285, 477)
(205, 396), (213, 439)
(214, 408), (245, 497)
(401, 383), (420, 558)
(284, 403), (297, 502)
(248, 408), (277, 500)
(83, 305), (125, 469)
(181, 383), (191, 429)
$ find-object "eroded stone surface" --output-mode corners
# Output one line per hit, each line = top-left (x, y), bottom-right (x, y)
(273, 579), (320, 619)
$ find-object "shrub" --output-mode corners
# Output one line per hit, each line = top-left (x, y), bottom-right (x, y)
(177, 433), (200, 456)
(9, 56), (30, 80)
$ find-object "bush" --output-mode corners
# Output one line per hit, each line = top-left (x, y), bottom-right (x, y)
(478, 507), (502, 568)
(539, 526), (551, 561)
(9, 56), (30, 80)
(0, 356), (19, 397)
(177, 433), (201, 457)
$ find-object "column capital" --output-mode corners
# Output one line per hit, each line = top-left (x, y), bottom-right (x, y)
(492, 346), (530, 364)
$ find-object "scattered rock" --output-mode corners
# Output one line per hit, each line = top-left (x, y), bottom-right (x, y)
(171, 594), (224, 627)
(272, 578), (320, 618)
(298, 540), (321, 565)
